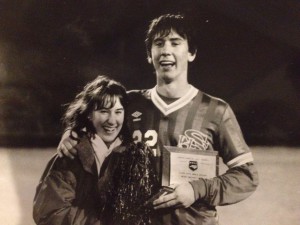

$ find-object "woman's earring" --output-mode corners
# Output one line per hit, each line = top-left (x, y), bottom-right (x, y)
(147, 57), (152, 64)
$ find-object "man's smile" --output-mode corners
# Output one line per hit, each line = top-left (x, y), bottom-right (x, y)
(159, 60), (175, 69)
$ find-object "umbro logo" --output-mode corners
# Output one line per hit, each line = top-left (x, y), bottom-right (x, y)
(132, 111), (142, 118)
(131, 111), (142, 122)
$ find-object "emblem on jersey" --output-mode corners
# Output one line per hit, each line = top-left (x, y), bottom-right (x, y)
(131, 111), (142, 122)
(189, 161), (198, 171)
(178, 129), (209, 151)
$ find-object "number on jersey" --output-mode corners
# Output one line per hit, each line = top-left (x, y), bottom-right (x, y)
(132, 130), (158, 156)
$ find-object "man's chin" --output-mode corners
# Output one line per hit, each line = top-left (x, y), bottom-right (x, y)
(157, 71), (177, 83)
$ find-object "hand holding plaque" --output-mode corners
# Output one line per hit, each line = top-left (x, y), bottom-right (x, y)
(162, 146), (219, 186)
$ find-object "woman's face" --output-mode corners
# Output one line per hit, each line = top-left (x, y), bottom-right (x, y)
(90, 98), (124, 146)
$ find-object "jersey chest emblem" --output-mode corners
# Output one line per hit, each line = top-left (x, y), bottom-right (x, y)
(178, 129), (209, 151)
(131, 111), (142, 122)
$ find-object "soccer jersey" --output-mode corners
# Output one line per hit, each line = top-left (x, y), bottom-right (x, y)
(128, 85), (253, 168)
(127, 85), (258, 225)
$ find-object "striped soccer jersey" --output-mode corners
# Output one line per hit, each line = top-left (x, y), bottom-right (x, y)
(127, 85), (258, 225)
(128, 85), (253, 170)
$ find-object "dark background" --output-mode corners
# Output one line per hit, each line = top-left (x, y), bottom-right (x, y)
(0, 0), (299, 147)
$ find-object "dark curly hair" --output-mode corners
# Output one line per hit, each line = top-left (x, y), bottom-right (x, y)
(62, 75), (130, 142)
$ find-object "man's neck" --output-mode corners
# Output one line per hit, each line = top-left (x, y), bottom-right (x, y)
(156, 82), (191, 98)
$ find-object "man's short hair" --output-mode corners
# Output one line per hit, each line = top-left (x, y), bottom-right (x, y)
(145, 14), (197, 57)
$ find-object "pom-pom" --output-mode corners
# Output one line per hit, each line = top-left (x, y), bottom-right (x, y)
(109, 142), (160, 225)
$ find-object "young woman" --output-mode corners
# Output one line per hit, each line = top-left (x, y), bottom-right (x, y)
(33, 75), (131, 225)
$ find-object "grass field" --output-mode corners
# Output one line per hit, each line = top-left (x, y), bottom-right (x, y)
(0, 146), (299, 225)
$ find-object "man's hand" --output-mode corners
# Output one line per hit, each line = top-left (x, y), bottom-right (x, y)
(57, 130), (78, 159)
(153, 182), (196, 209)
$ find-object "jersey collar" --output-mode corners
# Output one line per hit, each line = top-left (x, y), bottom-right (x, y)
(150, 85), (198, 116)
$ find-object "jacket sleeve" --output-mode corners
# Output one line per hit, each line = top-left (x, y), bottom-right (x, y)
(190, 104), (259, 206)
(33, 158), (101, 225)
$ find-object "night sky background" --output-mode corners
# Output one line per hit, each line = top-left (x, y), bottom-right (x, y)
(0, 0), (299, 146)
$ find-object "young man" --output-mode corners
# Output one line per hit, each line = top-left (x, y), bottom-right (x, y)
(58, 14), (258, 225)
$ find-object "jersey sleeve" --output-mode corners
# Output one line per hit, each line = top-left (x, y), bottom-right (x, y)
(33, 158), (101, 225)
(190, 104), (259, 206)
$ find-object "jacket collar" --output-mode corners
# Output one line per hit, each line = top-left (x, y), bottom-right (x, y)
(74, 134), (124, 175)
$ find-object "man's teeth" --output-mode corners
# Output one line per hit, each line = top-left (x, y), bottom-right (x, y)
(160, 62), (174, 66)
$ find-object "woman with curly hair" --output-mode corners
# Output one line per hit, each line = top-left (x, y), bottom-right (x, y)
(33, 75), (158, 225)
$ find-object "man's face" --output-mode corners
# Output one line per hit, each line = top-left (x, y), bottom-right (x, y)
(149, 29), (196, 83)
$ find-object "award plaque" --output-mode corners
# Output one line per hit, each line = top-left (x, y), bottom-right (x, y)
(162, 146), (219, 186)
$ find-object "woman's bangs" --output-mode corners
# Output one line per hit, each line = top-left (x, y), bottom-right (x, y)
(94, 94), (119, 110)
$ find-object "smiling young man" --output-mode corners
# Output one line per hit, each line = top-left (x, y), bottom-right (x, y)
(150, 30), (195, 91)
(57, 14), (259, 225)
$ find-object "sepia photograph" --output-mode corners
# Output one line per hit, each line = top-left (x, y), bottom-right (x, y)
(0, 1), (299, 225)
